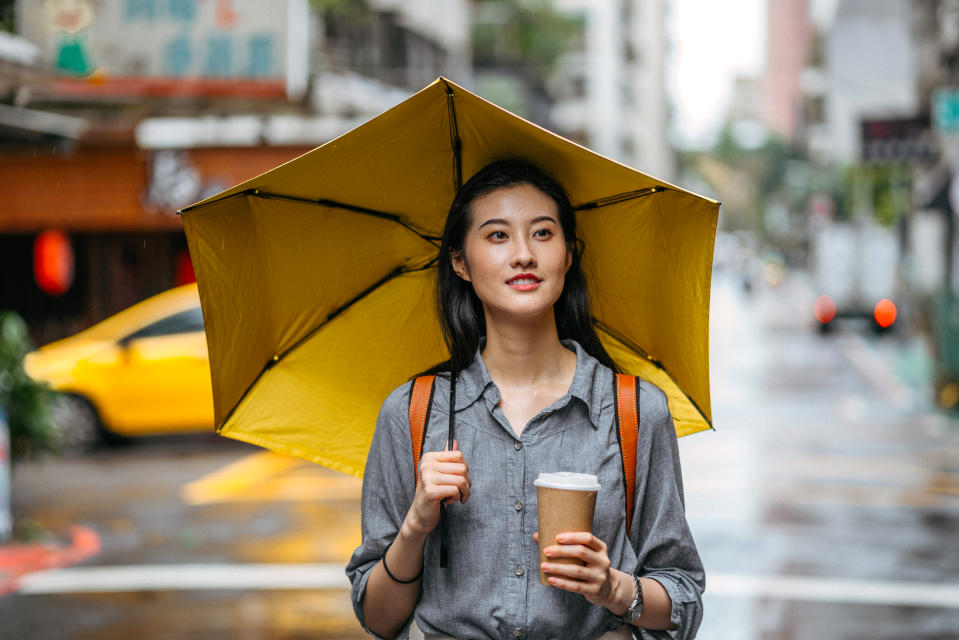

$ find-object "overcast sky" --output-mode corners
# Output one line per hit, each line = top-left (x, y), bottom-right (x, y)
(668, 0), (840, 149)
(668, 0), (766, 149)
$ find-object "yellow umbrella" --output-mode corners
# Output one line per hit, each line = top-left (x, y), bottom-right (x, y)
(179, 77), (718, 479)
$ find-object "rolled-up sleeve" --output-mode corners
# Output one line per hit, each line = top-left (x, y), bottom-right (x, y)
(345, 383), (418, 639)
(631, 383), (705, 640)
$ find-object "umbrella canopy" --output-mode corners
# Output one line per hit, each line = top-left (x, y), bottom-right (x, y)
(180, 77), (718, 479)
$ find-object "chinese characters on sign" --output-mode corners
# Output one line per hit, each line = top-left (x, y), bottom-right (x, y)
(22, 0), (285, 80)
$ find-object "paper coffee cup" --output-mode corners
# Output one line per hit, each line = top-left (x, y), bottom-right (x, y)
(534, 472), (601, 585)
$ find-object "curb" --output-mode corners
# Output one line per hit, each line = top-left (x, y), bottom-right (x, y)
(0, 525), (101, 597)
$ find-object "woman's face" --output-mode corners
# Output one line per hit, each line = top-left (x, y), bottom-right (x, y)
(451, 183), (571, 322)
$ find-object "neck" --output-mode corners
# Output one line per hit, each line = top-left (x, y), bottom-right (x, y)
(480, 310), (573, 387)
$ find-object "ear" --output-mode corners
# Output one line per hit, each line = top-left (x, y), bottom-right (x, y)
(450, 250), (472, 282)
(564, 246), (573, 274)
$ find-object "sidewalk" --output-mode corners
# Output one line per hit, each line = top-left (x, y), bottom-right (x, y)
(0, 525), (101, 596)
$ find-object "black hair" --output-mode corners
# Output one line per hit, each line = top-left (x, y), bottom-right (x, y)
(428, 158), (619, 375)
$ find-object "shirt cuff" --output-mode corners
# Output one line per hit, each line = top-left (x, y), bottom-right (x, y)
(639, 573), (694, 640)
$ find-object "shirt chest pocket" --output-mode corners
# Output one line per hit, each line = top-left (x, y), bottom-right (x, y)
(523, 424), (627, 549)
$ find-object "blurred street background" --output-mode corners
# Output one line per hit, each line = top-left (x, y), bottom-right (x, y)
(1, 0), (958, 638)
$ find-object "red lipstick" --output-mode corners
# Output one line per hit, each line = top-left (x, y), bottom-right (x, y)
(506, 273), (542, 291)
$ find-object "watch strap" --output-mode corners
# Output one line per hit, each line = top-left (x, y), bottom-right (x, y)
(620, 573), (644, 623)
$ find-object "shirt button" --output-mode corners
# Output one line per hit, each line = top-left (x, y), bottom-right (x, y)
(514, 500), (523, 511)
(511, 628), (522, 638)
(514, 441), (523, 450)
(513, 565), (524, 577)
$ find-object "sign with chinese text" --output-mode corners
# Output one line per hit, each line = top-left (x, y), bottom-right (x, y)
(17, 0), (305, 93)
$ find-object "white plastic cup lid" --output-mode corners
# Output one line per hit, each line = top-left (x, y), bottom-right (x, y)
(533, 472), (601, 491)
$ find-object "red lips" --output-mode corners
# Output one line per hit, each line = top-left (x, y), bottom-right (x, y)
(506, 273), (542, 284)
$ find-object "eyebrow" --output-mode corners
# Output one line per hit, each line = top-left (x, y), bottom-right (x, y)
(477, 215), (558, 229)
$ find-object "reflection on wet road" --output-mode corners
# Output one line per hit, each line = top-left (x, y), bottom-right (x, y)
(684, 273), (959, 638)
(3, 272), (959, 638)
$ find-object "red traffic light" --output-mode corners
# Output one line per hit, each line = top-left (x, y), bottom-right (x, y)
(874, 299), (897, 328)
(813, 295), (837, 324)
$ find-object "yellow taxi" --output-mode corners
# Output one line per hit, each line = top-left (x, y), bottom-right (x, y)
(24, 283), (213, 447)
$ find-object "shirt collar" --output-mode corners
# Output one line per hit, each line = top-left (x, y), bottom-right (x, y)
(453, 338), (606, 429)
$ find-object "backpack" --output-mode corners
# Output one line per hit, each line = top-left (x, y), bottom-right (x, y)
(407, 373), (642, 533)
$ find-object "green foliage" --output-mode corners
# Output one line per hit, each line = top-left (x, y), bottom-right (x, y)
(309, 0), (365, 11)
(835, 163), (908, 226)
(0, 312), (56, 460)
(472, 0), (583, 73)
(0, 0), (13, 34)
(713, 125), (796, 199)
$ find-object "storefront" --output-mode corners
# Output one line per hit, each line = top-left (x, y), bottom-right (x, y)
(0, 144), (310, 345)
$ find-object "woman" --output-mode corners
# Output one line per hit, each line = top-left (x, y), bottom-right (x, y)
(347, 160), (704, 639)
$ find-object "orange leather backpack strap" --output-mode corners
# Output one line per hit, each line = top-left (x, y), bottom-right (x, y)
(615, 374), (640, 535)
(409, 375), (436, 485)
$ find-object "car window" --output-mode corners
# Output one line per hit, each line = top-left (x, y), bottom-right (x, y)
(123, 306), (205, 342)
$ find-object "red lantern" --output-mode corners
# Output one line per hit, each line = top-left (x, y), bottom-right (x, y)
(33, 230), (75, 296)
(175, 249), (196, 285)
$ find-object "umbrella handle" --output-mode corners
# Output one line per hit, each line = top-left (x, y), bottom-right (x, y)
(439, 504), (449, 568)
(440, 369), (457, 569)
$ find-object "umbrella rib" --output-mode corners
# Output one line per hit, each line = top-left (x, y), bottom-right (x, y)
(256, 191), (442, 246)
(179, 190), (441, 247)
(594, 319), (713, 428)
(216, 262), (438, 431)
(574, 186), (666, 211)
(443, 80), (463, 192)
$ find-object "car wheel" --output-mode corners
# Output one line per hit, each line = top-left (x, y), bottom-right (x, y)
(50, 393), (103, 454)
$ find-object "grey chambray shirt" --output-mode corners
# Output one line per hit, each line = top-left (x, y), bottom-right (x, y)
(346, 340), (705, 640)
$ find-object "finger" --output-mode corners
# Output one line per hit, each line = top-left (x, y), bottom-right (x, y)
(452, 439), (459, 451)
(540, 562), (594, 582)
(423, 472), (471, 502)
(556, 532), (605, 552)
(428, 462), (469, 477)
(532, 532), (539, 543)
(545, 574), (592, 594)
(544, 544), (605, 567)
(421, 484), (462, 504)
(424, 450), (465, 464)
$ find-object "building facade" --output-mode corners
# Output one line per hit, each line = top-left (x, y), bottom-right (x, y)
(1, 0), (469, 345)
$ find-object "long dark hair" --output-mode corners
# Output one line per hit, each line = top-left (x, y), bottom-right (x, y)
(430, 158), (618, 375)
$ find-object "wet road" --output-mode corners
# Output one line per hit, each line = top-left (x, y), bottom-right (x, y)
(3, 271), (959, 639)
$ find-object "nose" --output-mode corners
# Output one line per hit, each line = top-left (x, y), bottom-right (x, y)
(510, 235), (536, 269)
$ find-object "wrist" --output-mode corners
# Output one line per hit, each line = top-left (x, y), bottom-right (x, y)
(603, 569), (634, 616)
(399, 512), (432, 543)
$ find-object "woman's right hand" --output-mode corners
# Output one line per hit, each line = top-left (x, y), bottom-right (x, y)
(404, 441), (471, 536)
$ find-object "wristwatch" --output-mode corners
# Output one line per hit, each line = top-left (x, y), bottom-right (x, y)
(620, 574), (644, 623)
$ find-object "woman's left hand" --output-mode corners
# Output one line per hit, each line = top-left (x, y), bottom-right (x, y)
(535, 531), (616, 608)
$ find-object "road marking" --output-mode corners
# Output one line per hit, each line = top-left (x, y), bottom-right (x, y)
(15, 565), (959, 609)
(181, 451), (360, 505)
(17, 563), (350, 593)
(707, 573), (959, 609)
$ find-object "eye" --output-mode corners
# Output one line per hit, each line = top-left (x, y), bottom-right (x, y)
(532, 228), (553, 239)
(487, 230), (508, 241)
